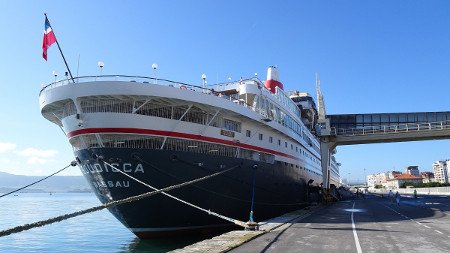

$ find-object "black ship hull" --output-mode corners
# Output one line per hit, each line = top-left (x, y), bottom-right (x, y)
(76, 148), (310, 238)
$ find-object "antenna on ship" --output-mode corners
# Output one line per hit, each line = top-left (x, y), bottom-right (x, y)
(316, 72), (326, 119)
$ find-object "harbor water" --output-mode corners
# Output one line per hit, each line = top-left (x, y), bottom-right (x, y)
(0, 193), (208, 252)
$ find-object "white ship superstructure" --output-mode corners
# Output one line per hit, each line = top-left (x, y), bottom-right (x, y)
(39, 66), (339, 237)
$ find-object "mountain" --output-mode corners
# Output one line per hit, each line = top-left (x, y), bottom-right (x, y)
(0, 172), (92, 193)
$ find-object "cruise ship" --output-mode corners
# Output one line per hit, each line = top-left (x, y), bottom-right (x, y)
(39, 66), (340, 237)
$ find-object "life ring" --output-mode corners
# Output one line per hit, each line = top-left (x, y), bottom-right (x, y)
(180, 85), (187, 90)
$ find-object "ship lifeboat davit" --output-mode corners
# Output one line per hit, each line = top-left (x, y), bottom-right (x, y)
(264, 66), (283, 93)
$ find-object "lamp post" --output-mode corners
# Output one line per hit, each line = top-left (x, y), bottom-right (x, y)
(364, 168), (367, 186)
(97, 61), (104, 76)
(52, 70), (58, 82)
(152, 63), (158, 84)
(201, 73), (207, 90)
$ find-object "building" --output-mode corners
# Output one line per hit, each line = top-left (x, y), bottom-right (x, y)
(405, 166), (420, 177)
(385, 174), (423, 189)
(433, 160), (449, 184)
(387, 171), (402, 180)
(421, 172), (435, 183)
(367, 172), (387, 188)
(367, 171), (402, 188)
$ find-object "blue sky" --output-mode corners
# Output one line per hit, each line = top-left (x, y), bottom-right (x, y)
(0, 1), (450, 180)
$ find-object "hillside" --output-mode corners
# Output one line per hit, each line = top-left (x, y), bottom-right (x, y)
(0, 171), (92, 193)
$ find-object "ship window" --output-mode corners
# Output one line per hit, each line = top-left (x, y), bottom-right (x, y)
(291, 144), (293, 150)
(278, 139), (281, 146)
(259, 133), (263, 140)
(223, 118), (241, 132)
(296, 146), (298, 152)
(269, 136), (273, 143)
(246, 130), (251, 137)
(285, 142), (288, 148)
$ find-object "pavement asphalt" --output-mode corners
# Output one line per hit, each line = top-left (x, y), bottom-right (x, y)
(229, 193), (450, 253)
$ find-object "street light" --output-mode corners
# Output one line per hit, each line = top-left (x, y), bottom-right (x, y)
(364, 168), (367, 186)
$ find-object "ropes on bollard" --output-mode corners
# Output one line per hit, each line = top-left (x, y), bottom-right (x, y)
(102, 161), (249, 228)
(0, 161), (242, 237)
(0, 161), (78, 199)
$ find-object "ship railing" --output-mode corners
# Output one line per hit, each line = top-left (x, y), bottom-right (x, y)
(330, 120), (450, 136)
(40, 75), (258, 110)
(39, 75), (209, 95)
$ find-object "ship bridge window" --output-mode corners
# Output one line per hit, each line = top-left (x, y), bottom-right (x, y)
(259, 133), (263, 140)
(246, 130), (251, 137)
(269, 136), (273, 143)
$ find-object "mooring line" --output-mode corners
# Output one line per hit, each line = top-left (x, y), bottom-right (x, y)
(0, 161), (77, 199)
(135, 155), (307, 206)
(0, 161), (242, 237)
(102, 161), (248, 228)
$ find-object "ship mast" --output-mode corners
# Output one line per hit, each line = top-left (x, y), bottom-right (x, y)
(316, 73), (326, 119)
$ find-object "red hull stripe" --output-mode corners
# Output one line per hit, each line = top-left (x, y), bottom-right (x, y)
(67, 128), (300, 160)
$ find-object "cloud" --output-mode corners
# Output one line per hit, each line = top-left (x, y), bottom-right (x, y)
(15, 147), (58, 164)
(15, 148), (58, 158)
(0, 142), (17, 153)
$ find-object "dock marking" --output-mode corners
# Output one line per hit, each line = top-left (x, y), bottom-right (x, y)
(423, 225), (431, 229)
(351, 201), (363, 253)
(435, 230), (443, 234)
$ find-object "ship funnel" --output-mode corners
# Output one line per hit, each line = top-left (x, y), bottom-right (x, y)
(264, 66), (283, 93)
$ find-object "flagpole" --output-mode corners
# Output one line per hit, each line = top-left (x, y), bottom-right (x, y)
(44, 13), (75, 83)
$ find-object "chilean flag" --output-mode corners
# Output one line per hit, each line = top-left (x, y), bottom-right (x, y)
(42, 17), (56, 61)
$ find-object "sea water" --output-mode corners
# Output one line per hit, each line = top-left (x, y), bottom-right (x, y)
(0, 193), (204, 252)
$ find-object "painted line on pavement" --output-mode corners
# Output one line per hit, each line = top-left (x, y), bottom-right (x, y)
(351, 201), (363, 253)
(381, 202), (449, 237)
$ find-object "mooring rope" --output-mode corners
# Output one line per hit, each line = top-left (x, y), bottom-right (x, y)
(0, 161), (242, 237)
(102, 161), (248, 228)
(0, 161), (78, 199)
(134, 155), (308, 206)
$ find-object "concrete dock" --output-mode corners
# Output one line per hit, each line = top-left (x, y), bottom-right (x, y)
(173, 193), (450, 253)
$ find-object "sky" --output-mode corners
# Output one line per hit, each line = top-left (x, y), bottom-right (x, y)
(0, 1), (450, 181)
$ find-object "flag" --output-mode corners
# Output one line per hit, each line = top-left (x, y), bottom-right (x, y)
(42, 17), (56, 61)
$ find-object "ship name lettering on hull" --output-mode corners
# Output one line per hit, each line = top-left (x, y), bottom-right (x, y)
(80, 163), (145, 174)
(92, 180), (130, 188)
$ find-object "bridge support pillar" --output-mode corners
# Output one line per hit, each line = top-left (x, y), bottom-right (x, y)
(319, 140), (336, 189)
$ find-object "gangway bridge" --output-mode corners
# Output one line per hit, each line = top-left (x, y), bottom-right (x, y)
(317, 111), (450, 188)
